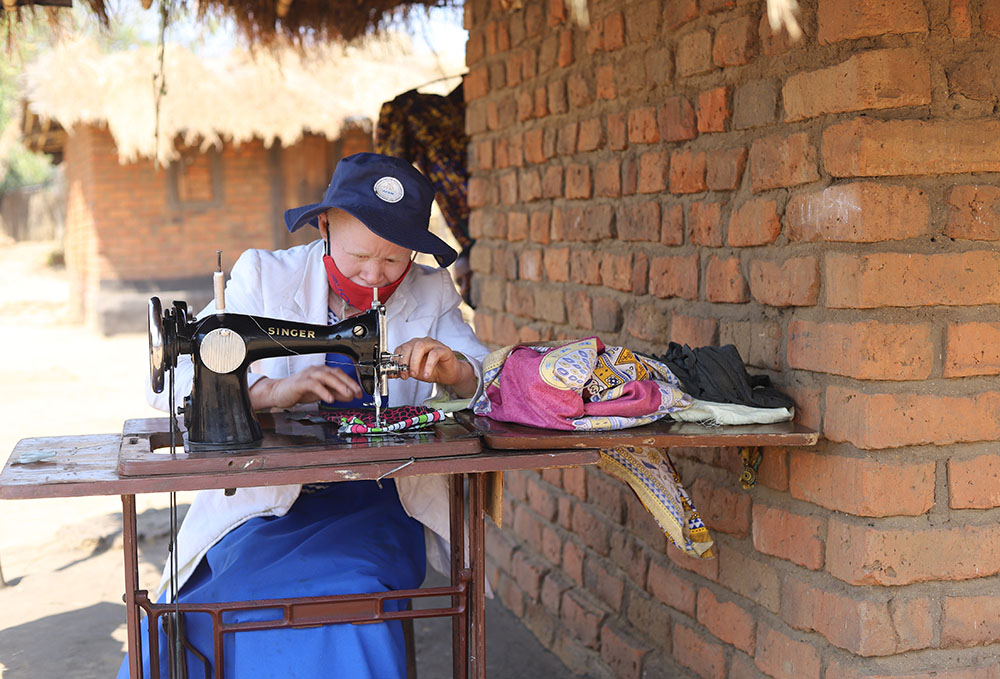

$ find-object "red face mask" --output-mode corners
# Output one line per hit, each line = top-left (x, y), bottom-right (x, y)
(323, 253), (412, 311)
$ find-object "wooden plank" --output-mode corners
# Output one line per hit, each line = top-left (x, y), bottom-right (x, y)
(118, 415), (481, 477)
(2, 434), (599, 500)
(456, 412), (819, 450)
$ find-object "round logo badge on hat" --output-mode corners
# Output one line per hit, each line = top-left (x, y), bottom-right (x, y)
(373, 176), (405, 203)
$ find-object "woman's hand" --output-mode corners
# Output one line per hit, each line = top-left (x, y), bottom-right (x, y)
(394, 337), (477, 398)
(249, 366), (363, 410)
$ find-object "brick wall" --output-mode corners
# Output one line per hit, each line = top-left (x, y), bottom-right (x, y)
(64, 124), (372, 331)
(464, 1), (1000, 677)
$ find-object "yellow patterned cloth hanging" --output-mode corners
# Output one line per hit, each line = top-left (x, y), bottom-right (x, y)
(598, 445), (715, 559)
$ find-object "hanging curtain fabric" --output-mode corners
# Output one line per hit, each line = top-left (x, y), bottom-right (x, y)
(375, 83), (472, 256)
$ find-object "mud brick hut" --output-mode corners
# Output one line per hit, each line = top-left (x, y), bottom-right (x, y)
(12, 0), (1000, 677)
(20, 37), (459, 333)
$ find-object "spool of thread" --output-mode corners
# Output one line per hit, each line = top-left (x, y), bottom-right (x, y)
(214, 251), (226, 312)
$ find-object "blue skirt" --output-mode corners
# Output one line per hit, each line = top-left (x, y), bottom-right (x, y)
(117, 479), (426, 679)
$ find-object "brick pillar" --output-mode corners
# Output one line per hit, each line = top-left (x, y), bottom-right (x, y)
(466, 0), (1000, 677)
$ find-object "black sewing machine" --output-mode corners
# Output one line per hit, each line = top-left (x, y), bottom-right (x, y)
(147, 289), (406, 453)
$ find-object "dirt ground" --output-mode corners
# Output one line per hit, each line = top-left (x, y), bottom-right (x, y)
(0, 240), (577, 679)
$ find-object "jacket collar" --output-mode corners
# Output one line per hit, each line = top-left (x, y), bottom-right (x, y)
(281, 239), (422, 323)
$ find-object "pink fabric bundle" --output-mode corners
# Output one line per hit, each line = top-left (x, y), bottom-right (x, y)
(473, 338), (691, 431)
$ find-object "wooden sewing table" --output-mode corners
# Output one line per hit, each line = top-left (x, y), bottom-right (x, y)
(0, 412), (818, 679)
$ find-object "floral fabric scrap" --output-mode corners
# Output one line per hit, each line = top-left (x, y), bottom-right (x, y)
(473, 337), (692, 431)
(323, 406), (446, 435)
(599, 445), (715, 559)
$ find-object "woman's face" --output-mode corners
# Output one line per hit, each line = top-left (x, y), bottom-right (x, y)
(318, 210), (412, 287)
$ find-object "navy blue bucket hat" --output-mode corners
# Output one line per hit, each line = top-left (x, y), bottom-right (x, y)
(284, 152), (457, 267)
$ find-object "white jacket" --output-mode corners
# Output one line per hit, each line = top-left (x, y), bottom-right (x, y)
(149, 239), (488, 599)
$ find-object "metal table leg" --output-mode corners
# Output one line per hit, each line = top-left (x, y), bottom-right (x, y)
(468, 473), (486, 679)
(450, 474), (467, 679)
(122, 494), (143, 679)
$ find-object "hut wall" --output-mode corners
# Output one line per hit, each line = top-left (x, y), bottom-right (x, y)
(65, 125), (372, 333)
(464, 1), (1000, 678)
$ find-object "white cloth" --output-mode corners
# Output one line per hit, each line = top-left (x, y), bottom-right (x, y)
(149, 239), (488, 599)
(667, 398), (794, 426)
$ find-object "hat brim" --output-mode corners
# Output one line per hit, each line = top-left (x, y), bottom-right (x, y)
(284, 201), (457, 268)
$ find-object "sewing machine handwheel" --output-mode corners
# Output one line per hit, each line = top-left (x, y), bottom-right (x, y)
(148, 296), (167, 394)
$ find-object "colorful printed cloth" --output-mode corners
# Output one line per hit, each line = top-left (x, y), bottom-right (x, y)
(599, 445), (715, 559)
(472, 337), (692, 430)
(324, 405), (446, 435)
(375, 84), (471, 254)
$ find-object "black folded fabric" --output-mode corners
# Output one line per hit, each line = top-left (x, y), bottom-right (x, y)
(652, 343), (796, 410)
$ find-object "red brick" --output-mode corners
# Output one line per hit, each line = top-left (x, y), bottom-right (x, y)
(607, 112), (627, 150)
(626, 302), (672, 343)
(697, 87), (729, 134)
(787, 319), (933, 381)
(749, 132), (818, 192)
(671, 315), (718, 347)
(512, 549), (548, 600)
(571, 503), (611, 555)
(676, 29), (714, 77)
(663, 0), (698, 32)
(823, 118), (1000, 177)
(818, 0), (929, 44)
(584, 557), (624, 609)
(496, 572), (525, 616)
(650, 254), (699, 300)
(748, 256), (819, 307)
(596, 64), (616, 100)
(594, 159), (621, 198)
(713, 15), (757, 67)
(637, 150), (669, 194)
(669, 148), (707, 194)
(985, 3), (1000, 36)
(628, 106), (660, 144)
(690, 477), (751, 537)
(826, 517), (1000, 586)
(790, 450), (935, 517)
(720, 321), (782, 371)
(673, 624), (725, 679)
(733, 79), (778, 129)
(662, 203), (684, 245)
(600, 624), (647, 679)
(647, 558), (696, 615)
(541, 524), (563, 566)
(541, 571), (571, 613)
(592, 295), (623, 333)
(729, 198), (780, 246)
(825, 251), (1000, 308)
(786, 183), (929, 242)
(563, 538), (584, 584)
(610, 531), (649, 588)
(578, 117), (604, 152)
(781, 576), (933, 656)
(569, 249), (601, 285)
(705, 256), (749, 303)
(753, 504), (825, 570)
(697, 588), (756, 654)
(946, 185), (1000, 241)
(758, 446), (788, 491)
(948, 454), (1000, 509)
(755, 623), (821, 679)
(942, 595), (1000, 648)
(526, 476), (558, 521)
(688, 201), (723, 246)
(543, 247), (569, 283)
(562, 589), (605, 648)
(705, 147), (747, 191)
(783, 49), (931, 121)
(826, 386), (1000, 450)
(658, 96), (697, 142)
(602, 11), (624, 49)
(949, 0), (972, 37)
(567, 71), (593, 109)
(700, 0), (733, 13)
(565, 163), (592, 199)
(600, 251), (633, 292)
(618, 201), (660, 242)
(514, 504), (546, 554)
(717, 543), (779, 613)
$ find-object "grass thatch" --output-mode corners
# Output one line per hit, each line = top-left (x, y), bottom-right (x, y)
(22, 33), (464, 164)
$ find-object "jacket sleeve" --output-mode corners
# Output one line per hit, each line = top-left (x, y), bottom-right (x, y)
(146, 250), (267, 413)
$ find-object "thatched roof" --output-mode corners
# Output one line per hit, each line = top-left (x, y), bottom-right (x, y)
(3, 0), (448, 45)
(21, 35), (463, 164)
